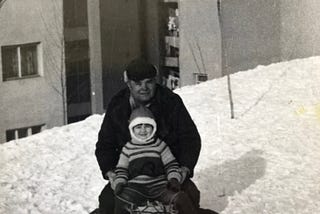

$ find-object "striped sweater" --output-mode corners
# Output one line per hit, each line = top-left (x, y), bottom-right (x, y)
(115, 138), (182, 188)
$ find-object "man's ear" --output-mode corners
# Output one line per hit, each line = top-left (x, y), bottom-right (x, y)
(123, 70), (129, 83)
(124, 71), (132, 89)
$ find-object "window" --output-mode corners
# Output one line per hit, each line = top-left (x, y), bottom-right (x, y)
(6, 130), (15, 142)
(1, 43), (40, 81)
(161, 0), (180, 90)
(17, 128), (28, 138)
(194, 73), (208, 84)
(65, 40), (90, 104)
(5, 124), (45, 142)
(66, 59), (91, 104)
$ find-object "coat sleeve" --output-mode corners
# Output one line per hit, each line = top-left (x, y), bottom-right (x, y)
(174, 96), (201, 177)
(95, 107), (120, 180)
(160, 142), (182, 182)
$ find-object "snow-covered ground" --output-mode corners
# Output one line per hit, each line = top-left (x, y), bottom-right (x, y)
(1, 57), (320, 214)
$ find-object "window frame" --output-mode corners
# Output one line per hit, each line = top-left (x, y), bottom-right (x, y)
(1, 42), (42, 81)
(5, 124), (46, 142)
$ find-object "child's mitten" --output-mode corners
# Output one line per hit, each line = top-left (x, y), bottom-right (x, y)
(167, 178), (181, 192)
(114, 182), (126, 195)
(113, 178), (127, 195)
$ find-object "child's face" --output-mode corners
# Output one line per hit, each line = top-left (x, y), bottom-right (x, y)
(132, 123), (154, 140)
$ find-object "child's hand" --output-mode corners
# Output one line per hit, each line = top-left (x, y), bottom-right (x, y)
(167, 178), (181, 192)
(114, 182), (126, 195)
(180, 166), (190, 183)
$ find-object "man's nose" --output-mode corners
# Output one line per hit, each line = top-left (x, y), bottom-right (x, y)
(141, 82), (148, 90)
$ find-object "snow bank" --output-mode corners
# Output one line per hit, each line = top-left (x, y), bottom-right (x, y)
(1, 57), (320, 214)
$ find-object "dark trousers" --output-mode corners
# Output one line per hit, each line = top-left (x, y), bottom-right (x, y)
(98, 179), (200, 214)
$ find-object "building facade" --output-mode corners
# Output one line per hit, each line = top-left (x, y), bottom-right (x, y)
(0, 0), (103, 142)
(0, 0), (65, 143)
(1, 0), (320, 143)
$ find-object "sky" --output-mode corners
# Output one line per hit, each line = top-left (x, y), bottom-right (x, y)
(1, 56), (320, 214)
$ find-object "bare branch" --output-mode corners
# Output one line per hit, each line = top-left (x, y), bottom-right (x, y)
(227, 75), (234, 119)
(187, 38), (202, 74)
(195, 38), (207, 74)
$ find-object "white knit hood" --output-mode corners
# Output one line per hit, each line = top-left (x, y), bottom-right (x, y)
(128, 106), (157, 143)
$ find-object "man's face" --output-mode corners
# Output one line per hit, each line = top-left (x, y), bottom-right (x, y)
(127, 78), (156, 104)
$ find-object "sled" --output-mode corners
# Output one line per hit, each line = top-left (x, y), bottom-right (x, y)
(118, 186), (178, 214)
(127, 200), (177, 214)
(89, 202), (177, 214)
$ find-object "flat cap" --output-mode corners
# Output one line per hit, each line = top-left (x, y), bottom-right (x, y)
(126, 58), (157, 81)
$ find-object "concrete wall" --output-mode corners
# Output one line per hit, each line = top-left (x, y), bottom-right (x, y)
(179, 0), (222, 86)
(280, 0), (320, 60)
(220, 0), (281, 75)
(88, 0), (104, 114)
(0, 0), (64, 143)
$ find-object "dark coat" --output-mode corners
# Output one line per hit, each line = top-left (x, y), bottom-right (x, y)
(95, 84), (201, 179)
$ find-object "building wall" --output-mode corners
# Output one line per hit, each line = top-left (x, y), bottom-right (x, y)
(280, 0), (320, 60)
(88, 0), (104, 115)
(0, 0), (64, 143)
(142, 0), (161, 75)
(179, 0), (222, 86)
(100, 0), (143, 108)
(220, 0), (281, 75)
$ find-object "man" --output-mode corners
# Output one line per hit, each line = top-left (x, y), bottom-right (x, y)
(95, 58), (216, 214)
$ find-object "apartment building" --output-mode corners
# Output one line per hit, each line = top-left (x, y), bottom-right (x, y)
(1, 0), (320, 143)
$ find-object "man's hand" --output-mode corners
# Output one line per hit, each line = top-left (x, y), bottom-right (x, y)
(107, 170), (127, 195)
(106, 170), (116, 190)
(180, 166), (190, 183)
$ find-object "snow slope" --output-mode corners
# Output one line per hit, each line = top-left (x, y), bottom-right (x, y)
(1, 57), (320, 214)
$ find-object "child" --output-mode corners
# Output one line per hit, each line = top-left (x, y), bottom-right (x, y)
(112, 106), (198, 214)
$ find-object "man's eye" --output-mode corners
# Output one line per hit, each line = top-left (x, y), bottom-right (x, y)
(146, 79), (155, 84)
